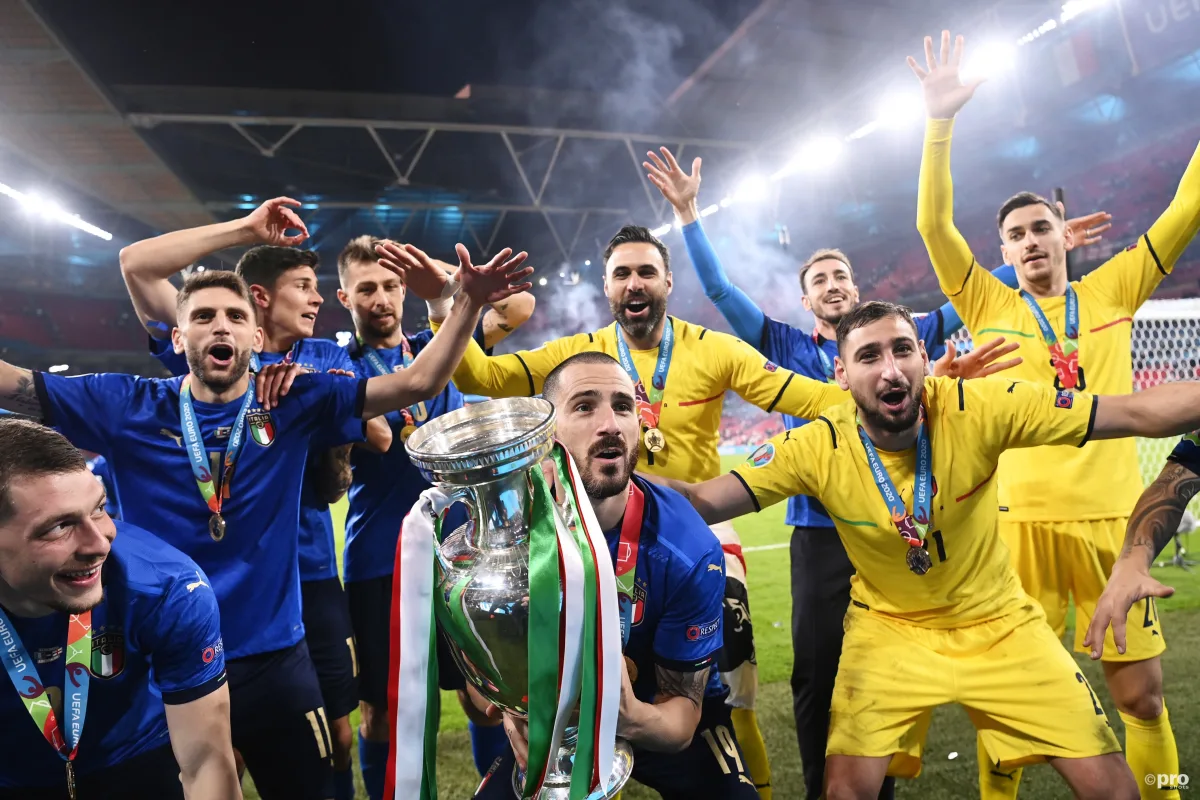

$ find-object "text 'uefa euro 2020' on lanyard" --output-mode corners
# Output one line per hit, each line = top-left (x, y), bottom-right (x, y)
(857, 409), (935, 576)
(179, 374), (255, 543)
(812, 331), (837, 383)
(613, 481), (645, 681)
(0, 607), (93, 799)
(615, 320), (674, 464)
(357, 335), (428, 442)
(1020, 286), (1084, 391)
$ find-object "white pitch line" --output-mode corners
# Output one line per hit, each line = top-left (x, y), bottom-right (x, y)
(743, 542), (789, 553)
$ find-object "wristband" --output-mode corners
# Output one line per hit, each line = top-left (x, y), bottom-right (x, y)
(426, 296), (453, 320)
(439, 274), (461, 299)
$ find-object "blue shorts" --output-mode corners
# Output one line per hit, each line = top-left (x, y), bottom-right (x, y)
(227, 641), (333, 800)
(473, 695), (759, 800)
(301, 576), (358, 719)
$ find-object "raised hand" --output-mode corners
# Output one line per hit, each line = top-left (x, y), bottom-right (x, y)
(242, 197), (309, 246)
(455, 244), (534, 306)
(1063, 206), (1113, 250)
(1082, 562), (1174, 659)
(643, 147), (702, 212)
(930, 336), (1022, 380)
(907, 30), (985, 120)
(375, 241), (452, 301)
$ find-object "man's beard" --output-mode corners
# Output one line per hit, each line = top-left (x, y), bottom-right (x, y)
(184, 342), (252, 393)
(361, 308), (400, 339)
(855, 381), (923, 434)
(610, 293), (667, 342)
(581, 439), (639, 502)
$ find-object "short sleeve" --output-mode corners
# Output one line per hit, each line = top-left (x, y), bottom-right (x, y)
(306, 374), (368, 446)
(960, 376), (1096, 453)
(653, 539), (725, 671)
(730, 424), (827, 512)
(1167, 434), (1200, 477)
(35, 372), (137, 454)
(759, 316), (804, 363)
(144, 566), (227, 704)
(148, 335), (190, 377)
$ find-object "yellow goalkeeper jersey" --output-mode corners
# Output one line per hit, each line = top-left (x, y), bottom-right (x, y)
(443, 316), (847, 481)
(733, 376), (1097, 625)
(917, 118), (1200, 521)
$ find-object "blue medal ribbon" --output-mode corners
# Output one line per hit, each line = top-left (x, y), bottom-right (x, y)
(857, 411), (933, 548)
(614, 318), (674, 429)
(179, 377), (255, 515)
(249, 340), (302, 374)
(1019, 285), (1079, 346)
(357, 335), (425, 427)
(812, 331), (836, 383)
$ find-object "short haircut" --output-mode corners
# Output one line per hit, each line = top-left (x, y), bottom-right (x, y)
(799, 248), (853, 292)
(176, 269), (255, 316)
(835, 300), (919, 354)
(0, 419), (87, 525)
(235, 245), (320, 291)
(602, 225), (670, 272)
(337, 235), (384, 284)
(542, 352), (624, 405)
(996, 191), (1063, 231)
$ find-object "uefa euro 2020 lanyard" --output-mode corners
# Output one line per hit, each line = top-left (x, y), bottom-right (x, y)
(1020, 286), (1083, 390)
(857, 409), (935, 576)
(356, 335), (427, 442)
(613, 481), (645, 681)
(614, 320), (674, 461)
(0, 606), (93, 799)
(179, 374), (255, 543)
(248, 340), (302, 374)
(812, 331), (836, 383)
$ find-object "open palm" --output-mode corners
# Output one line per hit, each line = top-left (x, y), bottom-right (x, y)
(456, 244), (535, 305)
(907, 31), (985, 120)
(643, 147), (702, 211)
(376, 241), (451, 301)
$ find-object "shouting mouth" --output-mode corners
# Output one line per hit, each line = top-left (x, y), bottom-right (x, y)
(208, 342), (235, 368)
(623, 300), (651, 319)
(879, 387), (909, 414)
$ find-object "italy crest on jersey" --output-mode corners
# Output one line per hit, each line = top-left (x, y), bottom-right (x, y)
(91, 629), (125, 679)
(632, 581), (646, 627)
(248, 412), (275, 447)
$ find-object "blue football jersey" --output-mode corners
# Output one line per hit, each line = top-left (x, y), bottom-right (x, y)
(606, 477), (727, 704)
(151, 337), (362, 583)
(0, 522), (225, 788)
(35, 370), (366, 660)
(1168, 433), (1200, 476)
(87, 456), (122, 520)
(342, 328), (478, 583)
(757, 311), (945, 528)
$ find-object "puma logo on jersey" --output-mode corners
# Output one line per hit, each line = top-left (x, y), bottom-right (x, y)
(707, 564), (723, 573)
(159, 429), (183, 448)
(1007, 381), (1017, 394)
(186, 571), (209, 592)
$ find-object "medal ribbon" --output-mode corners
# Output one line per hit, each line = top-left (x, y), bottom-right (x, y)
(613, 481), (644, 649)
(1020, 286), (1081, 390)
(179, 375), (255, 515)
(0, 608), (92, 768)
(857, 410), (933, 550)
(358, 335), (421, 428)
(614, 319), (674, 431)
(812, 331), (836, 383)
(249, 340), (302, 374)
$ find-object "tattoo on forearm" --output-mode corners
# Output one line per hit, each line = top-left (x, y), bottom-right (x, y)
(3, 370), (43, 418)
(1123, 462), (1200, 564)
(497, 322), (514, 333)
(654, 666), (706, 710)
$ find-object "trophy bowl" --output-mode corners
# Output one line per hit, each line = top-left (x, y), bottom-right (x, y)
(406, 397), (633, 799)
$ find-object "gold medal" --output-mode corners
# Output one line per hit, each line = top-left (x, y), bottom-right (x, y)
(66, 762), (76, 800)
(400, 425), (418, 442)
(208, 513), (226, 542)
(624, 655), (638, 683)
(643, 427), (665, 453)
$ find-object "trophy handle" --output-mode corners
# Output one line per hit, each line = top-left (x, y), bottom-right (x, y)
(433, 485), (478, 573)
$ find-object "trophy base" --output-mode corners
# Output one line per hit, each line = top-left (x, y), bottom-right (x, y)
(512, 739), (634, 800)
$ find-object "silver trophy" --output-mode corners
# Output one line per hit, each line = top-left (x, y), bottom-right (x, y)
(405, 397), (634, 800)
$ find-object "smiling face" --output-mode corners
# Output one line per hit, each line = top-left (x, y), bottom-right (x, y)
(999, 202), (1075, 290)
(835, 314), (928, 439)
(173, 286), (261, 393)
(604, 242), (672, 342)
(544, 360), (641, 501)
(801, 257), (860, 327)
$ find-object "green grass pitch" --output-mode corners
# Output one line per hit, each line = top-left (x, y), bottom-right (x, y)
(244, 456), (1200, 798)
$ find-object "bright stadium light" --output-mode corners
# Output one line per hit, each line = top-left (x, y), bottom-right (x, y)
(876, 93), (923, 130)
(733, 174), (769, 204)
(1061, 0), (1107, 23)
(48, 364), (69, 373)
(650, 223), (671, 237)
(719, 196), (733, 208)
(699, 204), (719, 218)
(335, 331), (353, 347)
(584, 260), (591, 266)
(962, 40), (1017, 81)
(0, 182), (113, 241)
(538, 276), (548, 286)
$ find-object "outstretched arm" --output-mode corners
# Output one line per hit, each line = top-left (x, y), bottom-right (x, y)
(643, 147), (767, 345)
(481, 293), (536, 350)
(119, 197), (309, 332)
(641, 472), (758, 525)
(1092, 382), (1200, 441)
(0, 362), (42, 420)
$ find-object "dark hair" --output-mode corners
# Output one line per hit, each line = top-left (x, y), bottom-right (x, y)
(835, 300), (919, 354)
(601, 226), (670, 272)
(236, 245), (320, 291)
(176, 269), (255, 316)
(337, 235), (384, 284)
(542, 352), (623, 405)
(0, 419), (87, 524)
(996, 191), (1063, 231)
(799, 248), (854, 292)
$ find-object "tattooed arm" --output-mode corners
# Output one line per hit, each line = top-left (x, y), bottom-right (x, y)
(0, 362), (44, 420)
(1082, 459), (1197, 659)
(615, 659), (706, 753)
(480, 291), (535, 350)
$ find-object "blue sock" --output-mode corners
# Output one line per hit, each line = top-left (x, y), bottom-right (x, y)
(358, 735), (389, 800)
(334, 766), (355, 800)
(469, 720), (509, 777)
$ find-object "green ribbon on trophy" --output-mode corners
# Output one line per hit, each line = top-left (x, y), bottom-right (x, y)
(387, 441), (621, 800)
